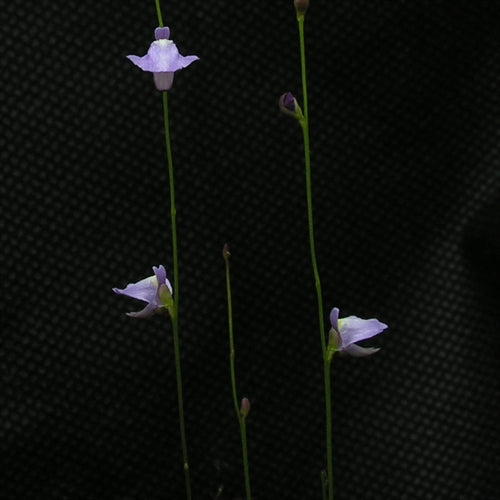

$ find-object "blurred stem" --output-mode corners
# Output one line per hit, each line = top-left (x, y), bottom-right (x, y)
(297, 12), (333, 500)
(224, 249), (252, 500)
(162, 91), (191, 500)
(321, 469), (328, 500)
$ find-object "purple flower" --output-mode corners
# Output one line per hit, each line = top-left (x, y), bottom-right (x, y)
(127, 27), (199, 91)
(113, 265), (173, 318)
(329, 307), (387, 357)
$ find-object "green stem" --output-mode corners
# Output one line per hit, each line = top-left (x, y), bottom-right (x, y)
(297, 12), (333, 500)
(155, 0), (164, 27)
(240, 419), (251, 500)
(224, 251), (252, 500)
(162, 91), (191, 500)
(324, 360), (333, 500)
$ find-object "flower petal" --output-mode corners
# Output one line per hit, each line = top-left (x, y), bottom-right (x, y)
(153, 265), (173, 294)
(338, 316), (387, 348)
(153, 265), (166, 286)
(126, 302), (159, 318)
(147, 40), (179, 70)
(329, 307), (339, 331)
(176, 54), (199, 68)
(153, 72), (174, 91)
(154, 26), (170, 40)
(149, 40), (199, 72)
(112, 275), (159, 303)
(343, 343), (381, 357)
(127, 54), (155, 72)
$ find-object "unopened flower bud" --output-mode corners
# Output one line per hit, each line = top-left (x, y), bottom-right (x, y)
(279, 92), (303, 120)
(294, 0), (309, 15)
(222, 243), (231, 261)
(240, 397), (251, 418)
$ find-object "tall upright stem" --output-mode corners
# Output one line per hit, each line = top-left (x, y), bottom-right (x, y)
(297, 12), (333, 500)
(162, 91), (191, 500)
(224, 249), (252, 500)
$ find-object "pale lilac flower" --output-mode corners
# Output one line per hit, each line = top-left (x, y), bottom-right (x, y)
(127, 27), (199, 91)
(113, 265), (173, 318)
(329, 307), (387, 357)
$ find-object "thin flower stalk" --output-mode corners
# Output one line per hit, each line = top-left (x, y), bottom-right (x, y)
(223, 245), (252, 500)
(295, 7), (333, 500)
(155, 0), (164, 27)
(161, 90), (191, 500)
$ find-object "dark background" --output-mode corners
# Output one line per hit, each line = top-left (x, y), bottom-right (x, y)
(2, 1), (499, 499)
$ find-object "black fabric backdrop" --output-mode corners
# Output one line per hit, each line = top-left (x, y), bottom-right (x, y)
(2, 1), (499, 499)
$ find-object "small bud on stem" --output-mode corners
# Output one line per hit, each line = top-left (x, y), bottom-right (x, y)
(222, 243), (231, 261)
(279, 92), (304, 121)
(240, 397), (251, 418)
(294, 0), (309, 15)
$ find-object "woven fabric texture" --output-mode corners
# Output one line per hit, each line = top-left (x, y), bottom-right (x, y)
(2, 1), (499, 499)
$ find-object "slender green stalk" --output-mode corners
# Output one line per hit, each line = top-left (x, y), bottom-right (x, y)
(323, 359), (333, 500)
(239, 419), (251, 500)
(224, 248), (252, 500)
(296, 12), (333, 500)
(155, 0), (164, 27)
(162, 91), (191, 500)
(297, 14), (325, 356)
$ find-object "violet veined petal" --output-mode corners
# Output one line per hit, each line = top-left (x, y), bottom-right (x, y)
(112, 275), (158, 303)
(144, 40), (199, 72)
(126, 54), (155, 72)
(176, 54), (200, 68)
(337, 316), (387, 348)
(147, 40), (181, 71)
